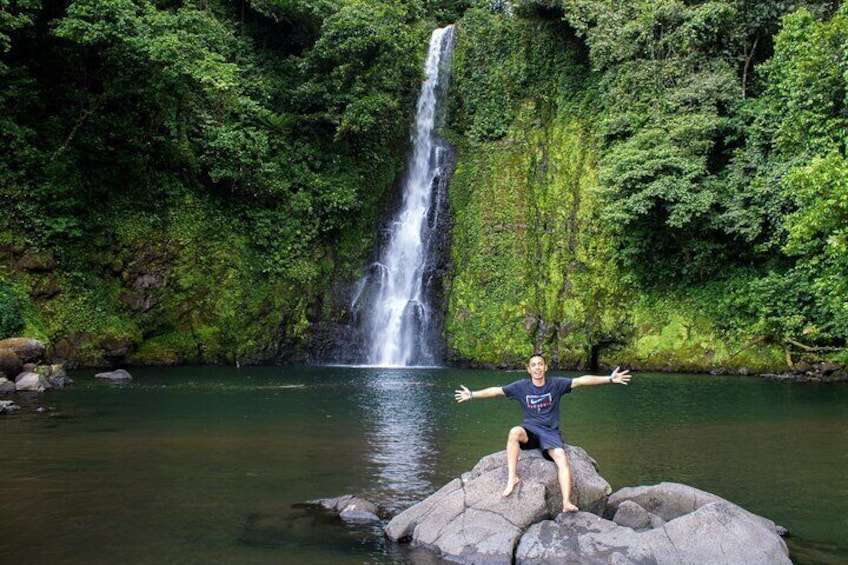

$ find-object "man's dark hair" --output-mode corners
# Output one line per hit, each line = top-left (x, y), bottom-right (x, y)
(527, 353), (546, 365)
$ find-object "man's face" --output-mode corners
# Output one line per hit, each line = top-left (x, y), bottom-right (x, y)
(526, 356), (547, 380)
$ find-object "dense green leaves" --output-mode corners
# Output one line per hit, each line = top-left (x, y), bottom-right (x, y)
(0, 0), (440, 363)
(450, 6), (587, 141)
(297, 0), (425, 140)
(749, 5), (848, 343)
(0, 0), (39, 59)
(1, 0), (428, 247)
(758, 7), (847, 159)
(446, 0), (848, 365)
(555, 2), (749, 283)
(0, 280), (23, 338)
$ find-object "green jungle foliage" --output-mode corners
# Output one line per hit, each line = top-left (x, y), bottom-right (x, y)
(0, 0), (845, 369)
(445, 7), (631, 367)
(443, 0), (846, 369)
(0, 279), (24, 338)
(0, 0), (431, 365)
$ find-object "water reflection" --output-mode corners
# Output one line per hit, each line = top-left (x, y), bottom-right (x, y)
(358, 369), (439, 512)
(3, 367), (846, 564)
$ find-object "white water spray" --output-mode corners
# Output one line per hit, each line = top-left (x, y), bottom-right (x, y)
(354, 26), (455, 367)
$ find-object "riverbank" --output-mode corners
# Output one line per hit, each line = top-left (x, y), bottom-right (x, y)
(3, 329), (845, 384)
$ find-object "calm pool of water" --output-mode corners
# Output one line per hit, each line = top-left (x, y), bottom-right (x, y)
(2, 366), (846, 564)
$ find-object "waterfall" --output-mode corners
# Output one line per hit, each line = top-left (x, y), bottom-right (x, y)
(351, 26), (456, 367)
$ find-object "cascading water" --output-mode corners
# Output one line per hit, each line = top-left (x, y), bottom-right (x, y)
(350, 26), (456, 367)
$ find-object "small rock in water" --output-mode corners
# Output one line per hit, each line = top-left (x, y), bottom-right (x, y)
(305, 494), (382, 525)
(94, 369), (133, 382)
(15, 372), (47, 392)
(339, 498), (381, 524)
(0, 399), (21, 414)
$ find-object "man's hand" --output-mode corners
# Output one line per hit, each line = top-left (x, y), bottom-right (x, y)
(454, 385), (472, 403)
(610, 366), (631, 385)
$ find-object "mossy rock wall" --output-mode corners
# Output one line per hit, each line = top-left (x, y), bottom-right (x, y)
(1, 189), (333, 368)
(442, 9), (787, 373)
(446, 107), (629, 368)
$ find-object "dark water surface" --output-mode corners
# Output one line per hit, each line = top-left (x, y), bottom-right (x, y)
(2, 366), (846, 564)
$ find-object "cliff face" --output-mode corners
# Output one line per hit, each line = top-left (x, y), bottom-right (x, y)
(0, 198), (322, 368)
(443, 106), (785, 371)
(445, 109), (625, 368)
(441, 8), (786, 372)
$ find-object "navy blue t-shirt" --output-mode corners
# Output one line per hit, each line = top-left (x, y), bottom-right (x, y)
(502, 377), (573, 431)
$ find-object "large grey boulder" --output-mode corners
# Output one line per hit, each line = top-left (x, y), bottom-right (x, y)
(606, 481), (723, 521)
(0, 348), (23, 380)
(385, 446), (611, 564)
(606, 481), (781, 534)
(0, 338), (46, 363)
(516, 483), (790, 565)
(15, 371), (48, 392)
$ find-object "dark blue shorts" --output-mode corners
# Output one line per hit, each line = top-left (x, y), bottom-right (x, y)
(520, 425), (564, 461)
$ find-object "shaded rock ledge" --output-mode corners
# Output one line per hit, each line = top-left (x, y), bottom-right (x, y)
(384, 447), (790, 565)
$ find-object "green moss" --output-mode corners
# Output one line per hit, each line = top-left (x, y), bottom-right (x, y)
(5, 178), (334, 366)
(127, 332), (192, 366)
(0, 278), (24, 338)
(443, 8), (794, 372)
(612, 293), (786, 373)
(443, 8), (639, 368)
(446, 96), (631, 367)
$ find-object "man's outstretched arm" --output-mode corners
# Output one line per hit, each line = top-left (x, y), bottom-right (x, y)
(455, 385), (505, 403)
(572, 366), (632, 388)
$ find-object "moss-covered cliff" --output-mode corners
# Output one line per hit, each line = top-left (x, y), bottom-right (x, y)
(441, 5), (807, 372)
(446, 108), (629, 368)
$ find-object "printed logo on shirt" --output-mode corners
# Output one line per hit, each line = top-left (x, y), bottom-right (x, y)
(525, 393), (552, 412)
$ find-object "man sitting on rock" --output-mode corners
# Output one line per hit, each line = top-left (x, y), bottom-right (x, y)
(455, 354), (631, 513)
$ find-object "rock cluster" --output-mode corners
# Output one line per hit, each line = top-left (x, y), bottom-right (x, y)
(384, 446), (609, 564)
(382, 448), (790, 564)
(0, 337), (73, 397)
(761, 360), (847, 383)
(515, 483), (789, 565)
(308, 494), (383, 525)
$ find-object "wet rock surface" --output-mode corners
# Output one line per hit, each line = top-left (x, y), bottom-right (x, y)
(382, 450), (790, 565)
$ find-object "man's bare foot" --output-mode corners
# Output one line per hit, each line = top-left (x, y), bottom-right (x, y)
(562, 502), (579, 513)
(502, 477), (520, 498)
